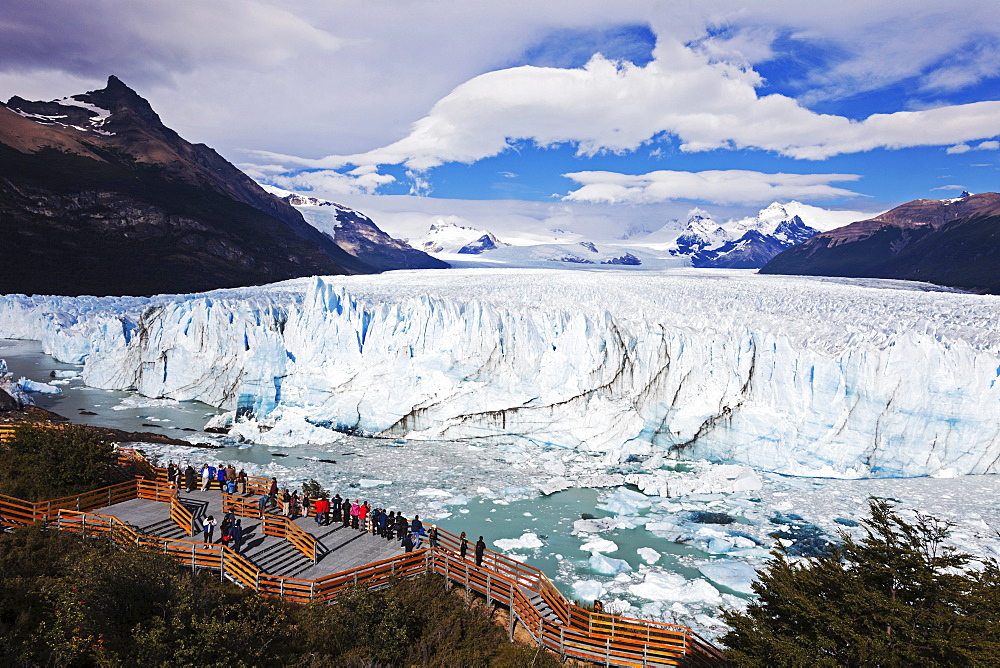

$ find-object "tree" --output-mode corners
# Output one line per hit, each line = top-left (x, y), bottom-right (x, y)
(301, 478), (329, 499)
(721, 499), (1000, 666)
(0, 425), (116, 500)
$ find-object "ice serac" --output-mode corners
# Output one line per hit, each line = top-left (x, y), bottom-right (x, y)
(0, 270), (998, 478)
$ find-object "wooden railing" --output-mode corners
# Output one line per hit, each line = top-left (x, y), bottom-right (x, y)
(0, 480), (137, 527)
(169, 493), (195, 536)
(262, 513), (319, 563)
(0, 423), (66, 442)
(222, 492), (266, 518)
(0, 445), (724, 666)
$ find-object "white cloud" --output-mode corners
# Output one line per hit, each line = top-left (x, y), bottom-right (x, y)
(562, 169), (864, 205)
(281, 36), (1000, 174)
(931, 184), (967, 191)
(947, 139), (999, 154)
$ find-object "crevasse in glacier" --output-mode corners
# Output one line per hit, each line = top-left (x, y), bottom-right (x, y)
(1, 269), (998, 478)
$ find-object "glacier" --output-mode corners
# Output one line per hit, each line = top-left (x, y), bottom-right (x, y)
(1, 268), (998, 478)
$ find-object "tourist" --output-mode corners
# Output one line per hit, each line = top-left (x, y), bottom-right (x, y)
(593, 599), (604, 614)
(290, 491), (300, 519)
(215, 465), (226, 492)
(203, 515), (216, 543)
(225, 478), (236, 495)
(385, 511), (395, 539)
(359, 502), (369, 531)
(184, 465), (196, 492)
(280, 488), (291, 517)
(341, 499), (352, 528)
(200, 464), (211, 491)
(459, 532), (468, 560)
(230, 519), (243, 553)
(376, 508), (387, 537)
(475, 536), (486, 567)
(412, 530), (422, 550)
(395, 513), (407, 542)
(402, 531), (414, 553)
(410, 514), (423, 536)
(429, 525), (438, 549)
(331, 494), (342, 523)
(268, 477), (279, 507)
(315, 496), (329, 525)
(226, 464), (237, 486)
(237, 469), (248, 495)
(220, 514), (232, 543)
(350, 500), (360, 529)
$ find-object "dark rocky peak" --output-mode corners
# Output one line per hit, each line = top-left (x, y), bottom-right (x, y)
(960, 190), (972, 199)
(80, 75), (164, 128)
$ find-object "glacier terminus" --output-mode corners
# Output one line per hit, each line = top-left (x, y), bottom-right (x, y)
(1, 268), (998, 479)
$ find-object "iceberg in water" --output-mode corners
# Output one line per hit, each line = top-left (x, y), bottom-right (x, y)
(0, 269), (998, 478)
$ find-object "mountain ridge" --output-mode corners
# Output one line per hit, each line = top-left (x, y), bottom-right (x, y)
(0, 76), (377, 296)
(760, 192), (1000, 293)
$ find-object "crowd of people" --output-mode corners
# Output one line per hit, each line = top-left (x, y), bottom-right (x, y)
(165, 461), (488, 565)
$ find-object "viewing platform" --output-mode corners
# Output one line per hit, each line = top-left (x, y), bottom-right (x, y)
(0, 444), (727, 667)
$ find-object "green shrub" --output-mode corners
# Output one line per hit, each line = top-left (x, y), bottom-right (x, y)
(721, 499), (1000, 666)
(0, 425), (116, 500)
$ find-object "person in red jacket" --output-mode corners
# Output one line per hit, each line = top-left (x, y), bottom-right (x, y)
(314, 497), (329, 525)
(358, 501), (369, 531)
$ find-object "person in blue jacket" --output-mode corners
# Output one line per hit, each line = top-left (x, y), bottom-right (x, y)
(229, 519), (243, 553)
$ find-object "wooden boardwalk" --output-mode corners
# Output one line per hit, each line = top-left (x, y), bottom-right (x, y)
(102, 491), (405, 579)
(0, 444), (727, 667)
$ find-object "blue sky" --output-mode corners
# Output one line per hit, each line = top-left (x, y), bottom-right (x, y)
(2, 1), (999, 225)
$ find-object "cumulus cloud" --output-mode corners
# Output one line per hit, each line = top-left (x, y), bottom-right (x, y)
(241, 163), (394, 197)
(285, 36), (1000, 174)
(946, 139), (1000, 154)
(562, 169), (864, 205)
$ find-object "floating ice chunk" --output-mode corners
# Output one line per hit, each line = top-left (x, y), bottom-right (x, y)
(598, 487), (652, 515)
(629, 572), (721, 605)
(443, 494), (470, 505)
(359, 479), (392, 487)
(18, 378), (61, 394)
(580, 474), (626, 488)
(51, 370), (79, 379)
(697, 560), (759, 595)
(417, 488), (453, 498)
(580, 537), (618, 553)
(573, 516), (639, 534)
(604, 599), (633, 615)
(572, 580), (606, 601)
(637, 547), (661, 564)
(589, 553), (633, 574)
(538, 477), (571, 495)
(669, 465), (763, 496)
(476, 486), (496, 498)
(112, 395), (178, 410)
(494, 532), (543, 551)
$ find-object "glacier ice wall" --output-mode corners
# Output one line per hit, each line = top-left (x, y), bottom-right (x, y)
(1, 270), (998, 478)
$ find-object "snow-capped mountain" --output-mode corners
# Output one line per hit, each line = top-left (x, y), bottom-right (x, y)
(657, 202), (868, 269)
(414, 221), (509, 255)
(263, 187), (448, 271)
(762, 192), (1000, 293)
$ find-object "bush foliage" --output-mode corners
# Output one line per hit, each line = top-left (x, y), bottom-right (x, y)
(0, 425), (116, 500)
(0, 525), (558, 667)
(721, 499), (1000, 666)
